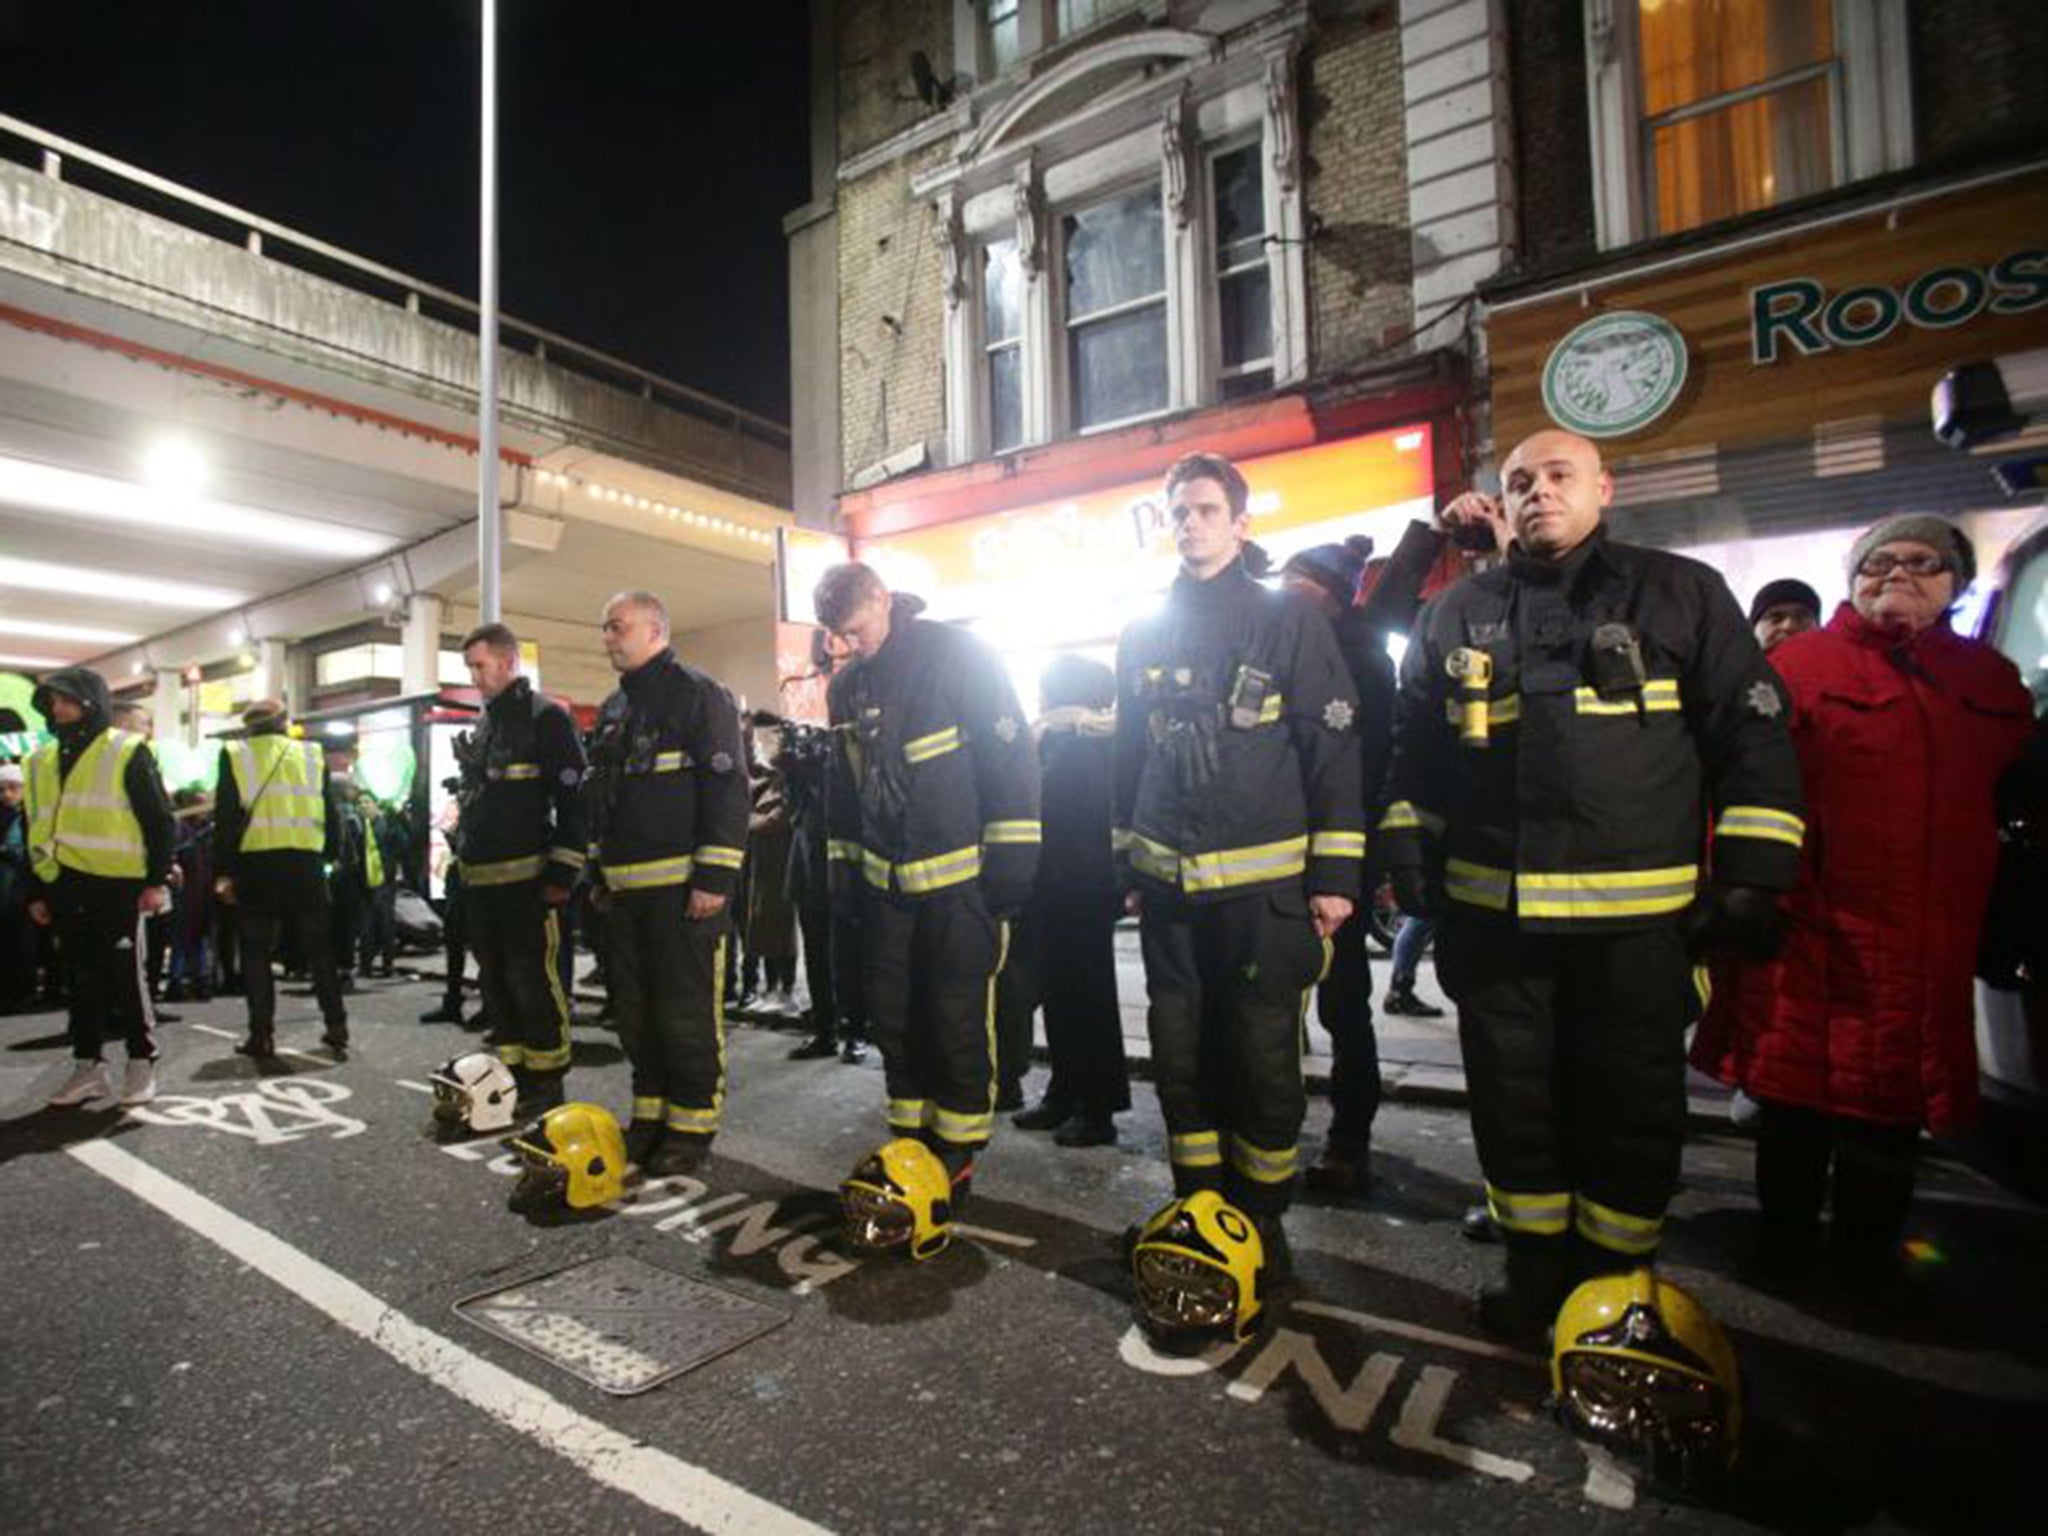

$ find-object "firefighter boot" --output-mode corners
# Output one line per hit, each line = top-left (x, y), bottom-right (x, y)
(1477, 1234), (1578, 1344)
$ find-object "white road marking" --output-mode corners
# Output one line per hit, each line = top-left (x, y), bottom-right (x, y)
(955, 1222), (1037, 1249)
(395, 1079), (433, 1095)
(188, 1021), (331, 1067)
(66, 1138), (832, 1536)
(1292, 1299), (1543, 1365)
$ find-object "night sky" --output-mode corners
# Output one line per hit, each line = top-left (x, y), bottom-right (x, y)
(0, 0), (812, 423)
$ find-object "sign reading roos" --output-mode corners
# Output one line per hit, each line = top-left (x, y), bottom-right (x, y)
(1751, 249), (2048, 363)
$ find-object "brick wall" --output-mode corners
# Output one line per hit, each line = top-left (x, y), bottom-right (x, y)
(1911, 0), (2048, 166)
(837, 0), (953, 160)
(1504, 0), (1594, 274)
(1304, 2), (1414, 373)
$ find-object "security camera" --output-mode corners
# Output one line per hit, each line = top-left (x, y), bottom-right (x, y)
(1931, 348), (2048, 449)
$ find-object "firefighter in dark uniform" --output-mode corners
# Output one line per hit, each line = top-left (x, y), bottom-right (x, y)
(587, 590), (750, 1177)
(1116, 453), (1367, 1265)
(455, 623), (588, 1114)
(816, 562), (1041, 1198)
(1382, 429), (1804, 1338)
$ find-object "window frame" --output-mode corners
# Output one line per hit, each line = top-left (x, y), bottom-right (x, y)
(1055, 175), (1175, 437)
(979, 235), (1027, 455)
(1206, 134), (1275, 398)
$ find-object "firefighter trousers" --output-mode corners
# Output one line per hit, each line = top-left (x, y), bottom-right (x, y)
(52, 877), (156, 1063)
(468, 881), (573, 1075)
(1436, 917), (1691, 1264)
(1140, 888), (1328, 1215)
(1317, 905), (1379, 1158)
(859, 882), (1006, 1155)
(607, 884), (727, 1142)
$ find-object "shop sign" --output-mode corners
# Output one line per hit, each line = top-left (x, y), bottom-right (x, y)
(1752, 250), (2048, 363)
(1541, 311), (1690, 438)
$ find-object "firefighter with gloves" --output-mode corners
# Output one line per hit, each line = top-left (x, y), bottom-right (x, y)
(454, 623), (588, 1114)
(1381, 429), (1803, 1340)
(587, 591), (750, 1178)
(815, 562), (1041, 1256)
(1115, 451), (1366, 1306)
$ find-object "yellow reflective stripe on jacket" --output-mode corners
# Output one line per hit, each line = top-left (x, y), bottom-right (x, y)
(1130, 833), (1307, 895)
(826, 839), (863, 864)
(606, 855), (695, 890)
(1444, 857), (1512, 912)
(498, 762), (542, 781)
(547, 845), (588, 869)
(666, 1102), (721, 1134)
(1574, 678), (1681, 716)
(1486, 1184), (1571, 1237)
(903, 725), (962, 764)
(363, 829), (385, 889)
(1256, 693), (1285, 725)
(229, 737), (326, 854)
(1379, 800), (1447, 836)
(25, 733), (149, 881)
(1575, 1195), (1662, 1255)
(631, 1095), (665, 1123)
(464, 854), (546, 886)
(1516, 863), (1698, 920)
(1309, 830), (1367, 860)
(981, 820), (1042, 845)
(1714, 805), (1806, 848)
(1442, 695), (1522, 726)
(695, 844), (745, 870)
(1168, 1130), (1222, 1168)
(930, 1106), (995, 1145)
(1227, 1135), (1298, 1184)
(859, 843), (983, 895)
(887, 1097), (929, 1131)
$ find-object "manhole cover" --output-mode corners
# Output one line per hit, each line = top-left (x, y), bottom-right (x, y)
(455, 1255), (788, 1395)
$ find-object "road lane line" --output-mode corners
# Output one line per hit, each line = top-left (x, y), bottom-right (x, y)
(1292, 1299), (1543, 1364)
(66, 1138), (832, 1536)
(188, 1022), (331, 1067)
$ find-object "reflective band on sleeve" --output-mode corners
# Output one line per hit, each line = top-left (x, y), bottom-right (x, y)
(981, 820), (1042, 845)
(1575, 1195), (1663, 1256)
(1168, 1130), (1223, 1169)
(1573, 679), (1682, 716)
(903, 725), (963, 764)
(605, 855), (696, 890)
(546, 846), (588, 869)
(1486, 1184), (1572, 1237)
(462, 854), (546, 887)
(648, 750), (692, 773)
(631, 1096), (665, 1122)
(1227, 1135), (1299, 1184)
(1444, 858), (1513, 912)
(1713, 805), (1806, 848)
(826, 839), (862, 864)
(930, 1106), (995, 1145)
(887, 1098), (930, 1132)
(694, 845), (745, 870)
(1379, 800), (1447, 836)
(1309, 830), (1368, 859)
(1516, 864), (1698, 920)
(1129, 833), (1307, 895)
(498, 762), (542, 780)
(894, 844), (982, 894)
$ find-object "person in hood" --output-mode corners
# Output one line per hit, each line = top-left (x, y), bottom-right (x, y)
(22, 666), (176, 1107)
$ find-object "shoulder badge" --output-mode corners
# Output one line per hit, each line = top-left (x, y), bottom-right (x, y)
(993, 716), (1021, 744)
(1322, 699), (1355, 732)
(1745, 680), (1783, 719)
(559, 767), (582, 787)
(710, 751), (735, 773)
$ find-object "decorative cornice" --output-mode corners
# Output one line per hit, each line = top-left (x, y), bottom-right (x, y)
(966, 30), (1220, 165)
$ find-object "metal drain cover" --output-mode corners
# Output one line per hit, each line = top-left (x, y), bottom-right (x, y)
(455, 1255), (788, 1395)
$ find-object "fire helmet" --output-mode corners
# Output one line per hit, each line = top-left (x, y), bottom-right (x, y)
(428, 1051), (518, 1135)
(1131, 1191), (1265, 1343)
(840, 1138), (954, 1260)
(506, 1102), (627, 1212)
(1552, 1269), (1741, 1491)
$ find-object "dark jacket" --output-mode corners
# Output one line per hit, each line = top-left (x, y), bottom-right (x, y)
(27, 665), (174, 897)
(589, 648), (750, 898)
(1115, 558), (1367, 904)
(1035, 708), (1117, 896)
(826, 596), (1042, 911)
(1382, 525), (1804, 931)
(454, 677), (589, 889)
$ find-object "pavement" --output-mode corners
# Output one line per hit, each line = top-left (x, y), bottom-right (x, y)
(4, 971), (2046, 1533)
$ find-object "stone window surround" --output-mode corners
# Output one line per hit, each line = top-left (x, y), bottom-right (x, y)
(916, 13), (1311, 467)
(1582, 0), (1914, 251)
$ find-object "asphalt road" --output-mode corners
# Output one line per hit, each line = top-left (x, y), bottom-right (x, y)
(3, 977), (2044, 1534)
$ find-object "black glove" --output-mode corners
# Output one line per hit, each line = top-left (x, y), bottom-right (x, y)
(1685, 883), (1786, 961)
(1390, 864), (1433, 919)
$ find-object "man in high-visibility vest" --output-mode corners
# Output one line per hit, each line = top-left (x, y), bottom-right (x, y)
(23, 666), (176, 1108)
(212, 699), (349, 1060)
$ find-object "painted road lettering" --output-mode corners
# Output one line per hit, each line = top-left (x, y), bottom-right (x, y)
(127, 1077), (368, 1143)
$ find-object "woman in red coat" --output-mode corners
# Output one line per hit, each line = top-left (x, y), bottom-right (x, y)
(1693, 514), (2034, 1292)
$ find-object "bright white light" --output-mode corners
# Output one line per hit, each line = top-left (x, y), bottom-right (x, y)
(0, 651), (70, 670)
(227, 625), (247, 646)
(0, 617), (141, 645)
(323, 721), (354, 738)
(143, 438), (208, 498)
(131, 660), (145, 675)
(371, 582), (394, 605)
(0, 557), (251, 611)
(0, 453), (397, 559)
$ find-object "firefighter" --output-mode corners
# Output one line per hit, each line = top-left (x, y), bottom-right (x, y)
(24, 667), (176, 1108)
(213, 699), (351, 1060)
(1115, 452), (1366, 1272)
(1382, 428), (1804, 1339)
(587, 590), (749, 1177)
(455, 622), (588, 1115)
(816, 562), (1040, 1210)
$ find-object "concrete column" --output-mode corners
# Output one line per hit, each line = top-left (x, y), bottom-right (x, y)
(402, 594), (446, 696)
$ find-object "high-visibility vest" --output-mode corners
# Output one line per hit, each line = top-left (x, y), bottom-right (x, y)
(25, 729), (148, 882)
(226, 734), (326, 854)
(363, 813), (385, 888)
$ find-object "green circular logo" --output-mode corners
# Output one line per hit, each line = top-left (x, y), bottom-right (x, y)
(1541, 310), (1689, 439)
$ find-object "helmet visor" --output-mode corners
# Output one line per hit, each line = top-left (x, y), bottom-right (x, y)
(1560, 1353), (1729, 1466)
(842, 1184), (914, 1249)
(1134, 1247), (1239, 1333)
(508, 1142), (568, 1213)
(430, 1079), (471, 1127)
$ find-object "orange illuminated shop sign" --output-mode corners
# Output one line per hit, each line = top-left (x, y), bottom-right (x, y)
(844, 425), (1436, 637)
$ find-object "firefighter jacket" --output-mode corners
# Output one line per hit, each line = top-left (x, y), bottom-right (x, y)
(588, 648), (749, 897)
(453, 677), (589, 890)
(1114, 558), (1367, 904)
(1381, 526), (1805, 931)
(825, 596), (1041, 908)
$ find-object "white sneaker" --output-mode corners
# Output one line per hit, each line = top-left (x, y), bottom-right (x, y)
(49, 1061), (111, 1108)
(121, 1058), (159, 1107)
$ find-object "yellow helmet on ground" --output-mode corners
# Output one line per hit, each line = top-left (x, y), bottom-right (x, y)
(507, 1102), (627, 1212)
(1551, 1269), (1741, 1491)
(1131, 1191), (1265, 1343)
(840, 1138), (954, 1260)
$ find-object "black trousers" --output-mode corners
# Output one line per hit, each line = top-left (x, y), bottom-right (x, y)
(0, 906), (36, 1009)
(330, 876), (366, 976)
(1316, 905), (1379, 1156)
(242, 899), (347, 1038)
(607, 884), (727, 1139)
(796, 900), (836, 1036)
(1755, 1099), (1919, 1271)
(832, 910), (867, 1041)
(1140, 888), (1326, 1215)
(440, 866), (469, 1007)
(53, 877), (156, 1062)
(1037, 891), (1130, 1116)
(860, 883), (1006, 1153)
(993, 910), (1040, 1103)
(1437, 917), (1690, 1262)
(468, 881), (572, 1075)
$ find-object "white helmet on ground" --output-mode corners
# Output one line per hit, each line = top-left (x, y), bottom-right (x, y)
(429, 1051), (518, 1134)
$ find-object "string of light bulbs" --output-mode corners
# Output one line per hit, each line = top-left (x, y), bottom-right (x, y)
(531, 468), (778, 546)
